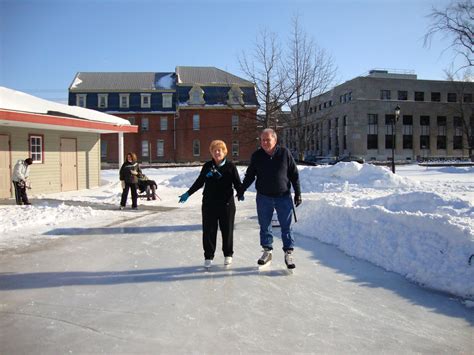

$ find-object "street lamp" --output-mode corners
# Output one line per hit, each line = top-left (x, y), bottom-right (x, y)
(391, 105), (401, 173)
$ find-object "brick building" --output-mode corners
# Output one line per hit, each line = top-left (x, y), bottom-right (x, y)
(68, 67), (259, 164)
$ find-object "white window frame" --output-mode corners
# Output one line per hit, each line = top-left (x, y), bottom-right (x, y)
(193, 139), (200, 156)
(30, 135), (43, 163)
(160, 117), (168, 131)
(76, 94), (87, 107)
(156, 139), (164, 157)
(232, 114), (239, 132)
(141, 93), (151, 108)
(162, 93), (173, 108)
(98, 94), (108, 108)
(141, 117), (149, 132)
(193, 114), (200, 131)
(120, 94), (130, 109)
(142, 140), (149, 157)
(232, 140), (239, 157)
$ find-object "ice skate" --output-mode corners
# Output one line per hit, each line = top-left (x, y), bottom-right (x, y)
(257, 249), (272, 266)
(284, 250), (295, 269)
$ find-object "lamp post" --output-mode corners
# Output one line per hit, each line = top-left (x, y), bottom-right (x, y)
(391, 105), (401, 173)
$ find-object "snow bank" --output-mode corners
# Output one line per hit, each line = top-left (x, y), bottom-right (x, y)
(294, 193), (474, 299)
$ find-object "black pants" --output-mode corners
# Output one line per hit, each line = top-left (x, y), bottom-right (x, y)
(120, 183), (138, 208)
(202, 201), (236, 260)
(13, 181), (29, 205)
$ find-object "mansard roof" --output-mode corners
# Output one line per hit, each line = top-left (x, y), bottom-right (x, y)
(69, 72), (176, 91)
(176, 66), (254, 87)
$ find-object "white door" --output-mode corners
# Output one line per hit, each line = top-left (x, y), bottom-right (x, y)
(0, 135), (11, 198)
(60, 138), (78, 192)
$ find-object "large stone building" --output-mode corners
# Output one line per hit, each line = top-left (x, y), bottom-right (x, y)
(282, 70), (473, 162)
(68, 67), (259, 164)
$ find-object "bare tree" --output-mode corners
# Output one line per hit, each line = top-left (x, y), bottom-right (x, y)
(282, 16), (337, 159)
(239, 28), (290, 130)
(424, 0), (474, 72)
(444, 70), (474, 160)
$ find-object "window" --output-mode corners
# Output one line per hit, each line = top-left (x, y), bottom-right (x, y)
(414, 91), (424, 101)
(447, 93), (457, 102)
(160, 117), (168, 131)
(402, 115), (413, 149)
(162, 93), (173, 108)
(437, 116), (447, 136)
(120, 94), (130, 108)
(347, 92), (352, 101)
(380, 90), (391, 100)
(232, 140), (239, 157)
(98, 94), (108, 108)
(29, 135), (43, 163)
(193, 140), (200, 156)
(398, 91), (408, 100)
(193, 114), (200, 130)
(463, 93), (473, 103)
(141, 94), (151, 108)
(453, 116), (463, 149)
(437, 136), (447, 150)
(76, 94), (86, 107)
(385, 114), (395, 149)
(156, 140), (164, 157)
(385, 134), (394, 149)
(228, 85), (243, 105)
(367, 115), (378, 150)
(101, 140), (107, 158)
(189, 85), (205, 105)
(343, 115), (347, 150)
(420, 115), (430, 150)
(431, 92), (441, 102)
(232, 114), (239, 132)
(142, 140), (149, 157)
(141, 117), (149, 132)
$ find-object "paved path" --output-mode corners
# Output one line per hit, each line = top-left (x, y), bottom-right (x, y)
(0, 201), (472, 354)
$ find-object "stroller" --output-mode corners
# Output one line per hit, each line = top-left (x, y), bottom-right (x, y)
(137, 173), (159, 201)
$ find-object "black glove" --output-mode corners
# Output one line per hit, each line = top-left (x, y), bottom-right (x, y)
(294, 194), (302, 207)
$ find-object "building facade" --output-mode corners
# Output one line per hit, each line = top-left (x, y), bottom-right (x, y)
(282, 70), (473, 162)
(68, 67), (259, 164)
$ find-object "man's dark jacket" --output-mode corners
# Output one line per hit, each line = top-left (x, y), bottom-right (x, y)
(242, 146), (301, 197)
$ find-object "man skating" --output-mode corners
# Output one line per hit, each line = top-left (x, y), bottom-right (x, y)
(238, 128), (301, 269)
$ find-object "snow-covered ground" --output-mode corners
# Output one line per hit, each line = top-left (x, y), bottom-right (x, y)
(1, 163), (473, 301)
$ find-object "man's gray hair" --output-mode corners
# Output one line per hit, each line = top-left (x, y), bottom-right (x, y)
(261, 128), (277, 139)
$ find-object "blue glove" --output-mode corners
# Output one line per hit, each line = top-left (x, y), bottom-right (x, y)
(179, 192), (189, 203)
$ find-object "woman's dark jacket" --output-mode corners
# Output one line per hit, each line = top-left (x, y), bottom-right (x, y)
(188, 160), (242, 205)
(119, 161), (141, 184)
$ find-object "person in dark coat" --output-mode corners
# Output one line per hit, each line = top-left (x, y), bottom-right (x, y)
(238, 128), (301, 269)
(119, 152), (141, 210)
(137, 172), (158, 201)
(178, 140), (242, 268)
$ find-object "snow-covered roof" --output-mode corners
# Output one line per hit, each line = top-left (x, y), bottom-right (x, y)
(69, 72), (176, 91)
(0, 86), (131, 126)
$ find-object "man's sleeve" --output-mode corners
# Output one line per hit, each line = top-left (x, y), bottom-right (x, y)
(287, 150), (301, 195)
(241, 154), (257, 192)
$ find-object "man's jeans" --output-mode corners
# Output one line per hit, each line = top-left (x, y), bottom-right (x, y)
(256, 193), (294, 251)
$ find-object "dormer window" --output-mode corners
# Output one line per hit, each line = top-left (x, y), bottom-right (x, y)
(228, 85), (243, 105)
(188, 85), (205, 105)
(98, 94), (108, 108)
(120, 94), (130, 109)
(76, 94), (87, 107)
(141, 93), (151, 108)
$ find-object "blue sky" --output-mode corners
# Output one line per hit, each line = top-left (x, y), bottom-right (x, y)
(0, 0), (456, 103)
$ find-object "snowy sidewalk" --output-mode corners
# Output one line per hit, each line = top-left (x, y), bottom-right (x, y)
(0, 198), (473, 354)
